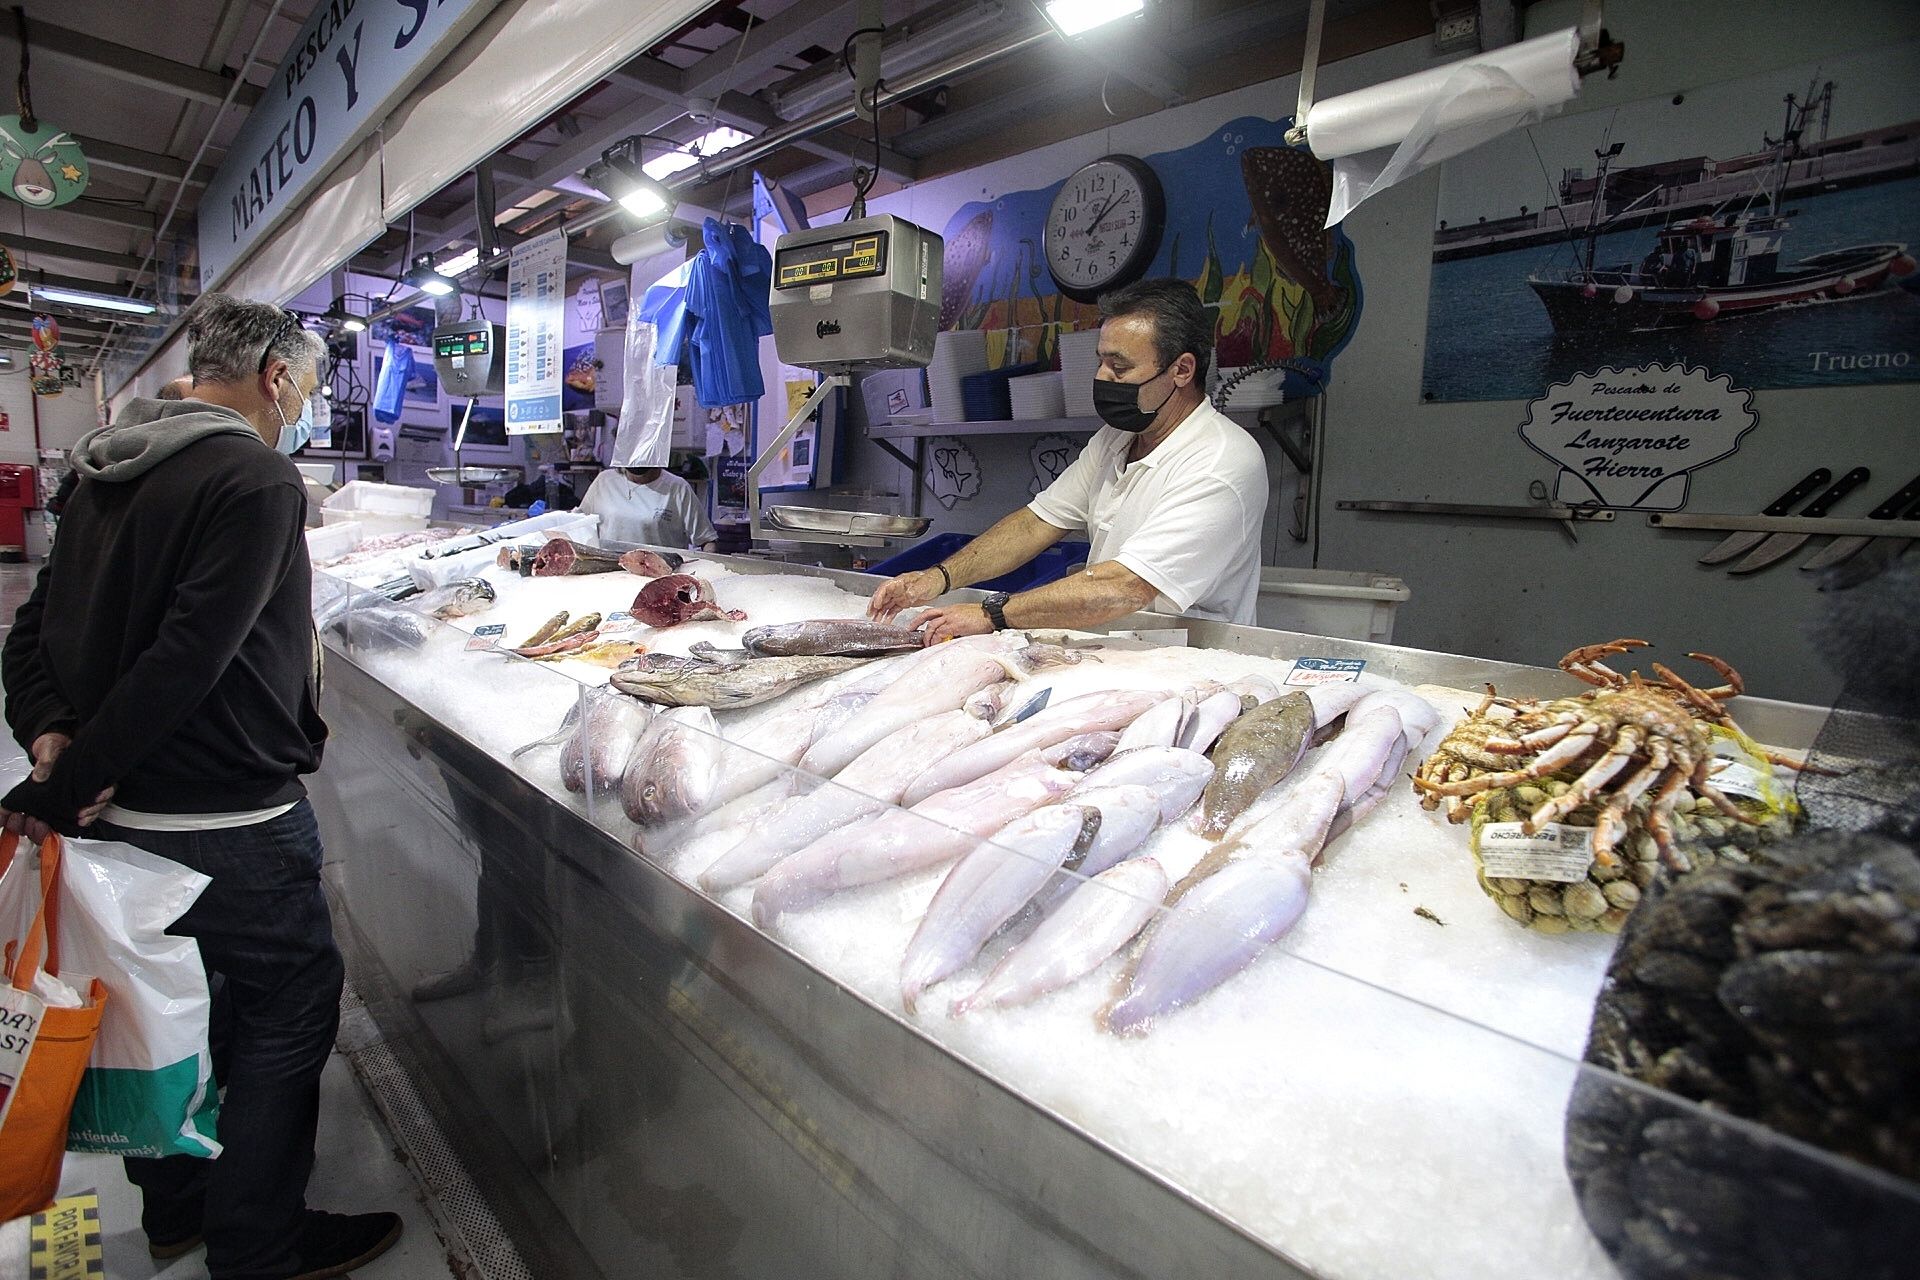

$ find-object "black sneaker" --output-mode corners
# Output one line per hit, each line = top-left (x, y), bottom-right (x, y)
(286, 1211), (403, 1280)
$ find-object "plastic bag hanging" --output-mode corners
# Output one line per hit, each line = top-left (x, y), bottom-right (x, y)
(371, 339), (411, 424)
(683, 218), (773, 408)
(615, 260), (693, 467)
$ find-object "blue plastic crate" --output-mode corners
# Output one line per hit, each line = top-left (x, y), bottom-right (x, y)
(869, 532), (1090, 593)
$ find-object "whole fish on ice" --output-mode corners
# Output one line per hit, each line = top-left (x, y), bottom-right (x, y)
(958, 858), (1170, 1014)
(420, 577), (497, 620)
(559, 686), (655, 795)
(900, 804), (1101, 1013)
(699, 696), (1004, 891)
(1196, 691), (1315, 838)
(752, 732), (1117, 926)
(611, 652), (872, 708)
(798, 635), (1082, 779)
(1177, 688), (1246, 754)
(623, 706), (723, 826)
(742, 620), (926, 658)
(899, 688), (1169, 807)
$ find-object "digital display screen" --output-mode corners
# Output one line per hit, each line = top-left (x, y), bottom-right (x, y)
(434, 329), (490, 358)
(775, 232), (889, 288)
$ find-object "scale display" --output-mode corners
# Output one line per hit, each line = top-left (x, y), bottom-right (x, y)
(775, 232), (889, 289)
(434, 329), (490, 359)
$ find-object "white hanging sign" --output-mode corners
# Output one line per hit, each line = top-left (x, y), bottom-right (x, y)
(1517, 363), (1757, 510)
(505, 230), (567, 435)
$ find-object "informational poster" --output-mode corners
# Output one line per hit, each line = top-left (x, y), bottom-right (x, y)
(1518, 363), (1756, 510)
(506, 229), (567, 434)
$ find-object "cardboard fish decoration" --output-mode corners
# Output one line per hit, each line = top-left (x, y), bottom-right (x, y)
(0, 115), (88, 208)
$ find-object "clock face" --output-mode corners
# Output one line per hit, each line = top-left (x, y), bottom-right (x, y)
(1044, 155), (1165, 303)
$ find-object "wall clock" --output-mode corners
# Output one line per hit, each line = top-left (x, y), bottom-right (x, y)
(1044, 154), (1165, 303)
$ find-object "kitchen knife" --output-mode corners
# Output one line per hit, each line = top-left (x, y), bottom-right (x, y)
(1697, 468), (1831, 564)
(1728, 467), (1871, 574)
(1799, 472), (1920, 571)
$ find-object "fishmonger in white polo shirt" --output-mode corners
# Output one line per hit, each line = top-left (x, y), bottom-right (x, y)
(870, 278), (1268, 638)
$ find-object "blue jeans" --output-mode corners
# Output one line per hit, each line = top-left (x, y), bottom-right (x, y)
(95, 799), (343, 1280)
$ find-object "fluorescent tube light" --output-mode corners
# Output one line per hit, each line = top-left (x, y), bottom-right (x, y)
(31, 285), (158, 315)
(1043, 0), (1145, 38)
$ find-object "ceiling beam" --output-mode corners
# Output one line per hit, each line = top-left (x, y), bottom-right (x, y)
(678, 0), (861, 104)
(0, 21), (263, 109)
(5, 234), (147, 274)
(72, 135), (216, 187)
(36, 198), (158, 234)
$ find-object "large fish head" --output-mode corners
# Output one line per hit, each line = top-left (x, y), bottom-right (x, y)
(633, 709), (721, 824)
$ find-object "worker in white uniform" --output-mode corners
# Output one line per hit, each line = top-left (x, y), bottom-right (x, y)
(870, 278), (1267, 639)
(578, 465), (718, 551)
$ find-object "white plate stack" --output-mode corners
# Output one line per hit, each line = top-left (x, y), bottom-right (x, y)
(1058, 330), (1101, 417)
(1218, 367), (1289, 412)
(1008, 371), (1066, 421)
(928, 330), (989, 425)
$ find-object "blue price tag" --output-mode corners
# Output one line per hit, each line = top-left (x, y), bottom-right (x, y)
(467, 624), (507, 652)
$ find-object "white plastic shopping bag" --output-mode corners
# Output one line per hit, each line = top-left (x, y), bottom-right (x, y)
(57, 837), (221, 1158)
(613, 259), (693, 467)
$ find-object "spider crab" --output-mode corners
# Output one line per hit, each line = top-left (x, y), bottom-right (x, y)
(1414, 640), (1796, 871)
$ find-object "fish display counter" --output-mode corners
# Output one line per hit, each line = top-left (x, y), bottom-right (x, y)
(305, 548), (1913, 1280)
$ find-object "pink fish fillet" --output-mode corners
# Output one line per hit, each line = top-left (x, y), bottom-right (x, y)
(751, 732), (1117, 926)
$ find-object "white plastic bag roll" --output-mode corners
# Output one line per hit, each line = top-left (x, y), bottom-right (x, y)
(1307, 27), (1581, 225)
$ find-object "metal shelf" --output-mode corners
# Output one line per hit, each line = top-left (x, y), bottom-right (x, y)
(866, 410), (1266, 440)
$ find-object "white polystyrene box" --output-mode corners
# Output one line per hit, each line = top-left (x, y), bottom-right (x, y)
(1256, 568), (1411, 644)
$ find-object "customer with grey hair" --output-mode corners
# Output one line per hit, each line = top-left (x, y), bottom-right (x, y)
(0, 293), (402, 1279)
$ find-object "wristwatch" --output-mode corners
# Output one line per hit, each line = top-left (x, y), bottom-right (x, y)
(981, 591), (1011, 631)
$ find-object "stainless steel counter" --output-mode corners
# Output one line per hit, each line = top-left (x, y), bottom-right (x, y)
(307, 552), (1839, 1279)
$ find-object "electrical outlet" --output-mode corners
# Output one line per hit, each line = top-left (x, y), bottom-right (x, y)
(1435, 11), (1479, 51)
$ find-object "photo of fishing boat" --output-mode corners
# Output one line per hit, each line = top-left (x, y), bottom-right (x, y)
(1422, 43), (1920, 402)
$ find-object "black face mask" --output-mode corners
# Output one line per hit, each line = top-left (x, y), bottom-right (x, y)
(1092, 364), (1177, 433)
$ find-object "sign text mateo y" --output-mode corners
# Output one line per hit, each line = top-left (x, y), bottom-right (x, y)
(196, 0), (490, 290)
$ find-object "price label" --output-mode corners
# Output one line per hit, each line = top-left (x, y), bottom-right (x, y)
(1285, 658), (1366, 686)
(1708, 758), (1769, 801)
(1479, 822), (1594, 883)
(606, 611), (633, 622)
(466, 624), (506, 652)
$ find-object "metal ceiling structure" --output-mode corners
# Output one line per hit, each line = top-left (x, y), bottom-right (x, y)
(0, 0), (1440, 381)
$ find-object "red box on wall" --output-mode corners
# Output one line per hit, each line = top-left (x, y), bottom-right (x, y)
(0, 462), (38, 548)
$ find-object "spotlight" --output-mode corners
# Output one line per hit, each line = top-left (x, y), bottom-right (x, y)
(405, 253), (456, 297)
(1041, 0), (1145, 38)
(323, 297), (366, 333)
(594, 137), (678, 223)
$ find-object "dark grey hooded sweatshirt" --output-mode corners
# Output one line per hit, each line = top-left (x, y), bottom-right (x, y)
(1, 397), (325, 827)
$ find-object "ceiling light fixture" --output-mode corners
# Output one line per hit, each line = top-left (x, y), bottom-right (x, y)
(1041, 0), (1145, 39)
(434, 246), (480, 276)
(593, 137), (682, 223)
(323, 297), (367, 333)
(29, 284), (158, 315)
(405, 252), (457, 297)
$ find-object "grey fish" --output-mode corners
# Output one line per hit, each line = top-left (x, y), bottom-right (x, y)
(610, 654), (873, 708)
(423, 577), (497, 620)
(742, 620), (926, 658)
(1196, 691), (1315, 839)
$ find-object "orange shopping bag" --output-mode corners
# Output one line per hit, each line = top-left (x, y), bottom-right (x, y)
(0, 832), (107, 1222)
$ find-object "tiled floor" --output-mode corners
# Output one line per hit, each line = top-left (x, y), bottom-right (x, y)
(57, 1054), (456, 1280)
(2, 559), (464, 1280)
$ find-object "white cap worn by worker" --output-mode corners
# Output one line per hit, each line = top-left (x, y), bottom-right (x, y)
(578, 466), (717, 550)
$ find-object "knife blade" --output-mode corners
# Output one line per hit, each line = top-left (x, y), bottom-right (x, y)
(1800, 472), (1920, 570)
(1729, 467), (1871, 574)
(1697, 468), (1831, 564)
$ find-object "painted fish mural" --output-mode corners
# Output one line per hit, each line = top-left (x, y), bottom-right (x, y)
(935, 116), (1362, 389)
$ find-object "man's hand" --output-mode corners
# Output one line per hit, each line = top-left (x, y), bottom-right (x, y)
(29, 732), (69, 781)
(912, 604), (993, 645)
(5, 733), (115, 839)
(868, 568), (948, 622)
